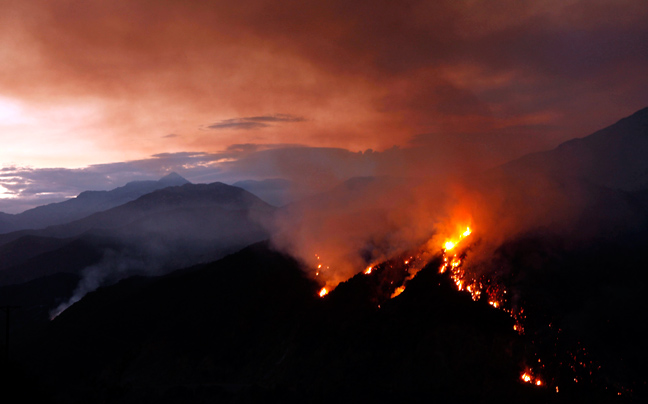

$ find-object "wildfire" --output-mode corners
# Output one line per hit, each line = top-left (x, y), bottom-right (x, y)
(443, 226), (471, 252)
(312, 220), (572, 392)
(520, 371), (544, 387)
(391, 285), (406, 298)
(437, 226), (523, 317)
(314, 219), (605, 394)
(314, 253), (333, 294)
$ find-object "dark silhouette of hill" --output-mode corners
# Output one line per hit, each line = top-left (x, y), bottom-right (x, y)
(0, 272), (79, 338)
(16, 242), (590, 404)
(482, 224), (648, 400)
(0, 172), (190, 234)
(498, 107), (648, 192)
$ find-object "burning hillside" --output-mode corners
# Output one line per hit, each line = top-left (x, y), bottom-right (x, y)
(309, 216), (636, 399)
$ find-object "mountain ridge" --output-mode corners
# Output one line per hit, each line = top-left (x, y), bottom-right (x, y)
(0, 172), (191, 234)
(496, 106), (648, 191)
(0, 181), (275, 286)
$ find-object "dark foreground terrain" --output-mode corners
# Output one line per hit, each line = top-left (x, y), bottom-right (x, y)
(2, 238), (644, 404)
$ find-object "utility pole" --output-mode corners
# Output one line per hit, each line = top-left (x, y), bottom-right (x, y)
(1, 305), (20, 361)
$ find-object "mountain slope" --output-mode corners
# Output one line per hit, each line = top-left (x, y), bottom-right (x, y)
(471, 107), (648, 241)
(0, 182), (275, 286)
(18, 242), (559, 404)
(498, 107), (648, 191)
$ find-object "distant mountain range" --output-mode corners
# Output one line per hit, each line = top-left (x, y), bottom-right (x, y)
(0, 179), (275, 286)
(0, 172), (189, 234)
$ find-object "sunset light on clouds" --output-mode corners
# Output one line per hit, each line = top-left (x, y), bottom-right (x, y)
(1, 0), (648, 212)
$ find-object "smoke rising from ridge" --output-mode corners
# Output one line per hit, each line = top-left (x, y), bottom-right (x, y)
(263, 109), (648, 289)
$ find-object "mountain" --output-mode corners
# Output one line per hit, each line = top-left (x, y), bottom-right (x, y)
(473, 107), (648, 240)
(15, 242), (565, 404)
(457, 107), (648, 400)
(498, 107), (648, 192)
(0, 182), (275, 286)
(0, 172), (190, 234)
(0, 181), (271, 245)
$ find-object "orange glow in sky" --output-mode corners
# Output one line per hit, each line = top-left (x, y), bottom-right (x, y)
(0, 1), (646, 172)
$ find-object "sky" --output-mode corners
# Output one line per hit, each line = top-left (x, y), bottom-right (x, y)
(1, 0), (648, 213)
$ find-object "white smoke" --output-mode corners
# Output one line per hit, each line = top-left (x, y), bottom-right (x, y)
(49, 249), (149, 320)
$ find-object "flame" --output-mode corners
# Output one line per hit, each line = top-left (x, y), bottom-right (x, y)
(520, 371), (544, 387)
(443, 226), (471, 252)
(391, 285), (406, 298)
(436, 226), (526, 323)
(319, 287), (329, 297)
(364, 266), (373, 275)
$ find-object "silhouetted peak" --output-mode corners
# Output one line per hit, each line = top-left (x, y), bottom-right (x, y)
(158, 172), (190, 186)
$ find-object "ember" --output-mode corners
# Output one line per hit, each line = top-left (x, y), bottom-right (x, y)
(520, 371), (544, 387)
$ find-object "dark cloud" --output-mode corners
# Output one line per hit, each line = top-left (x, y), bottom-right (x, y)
(207, 114), (305, 130)
(208, 121), (269, 130)
(1, 1), (648, 214)
(2, 0), (647, 167)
